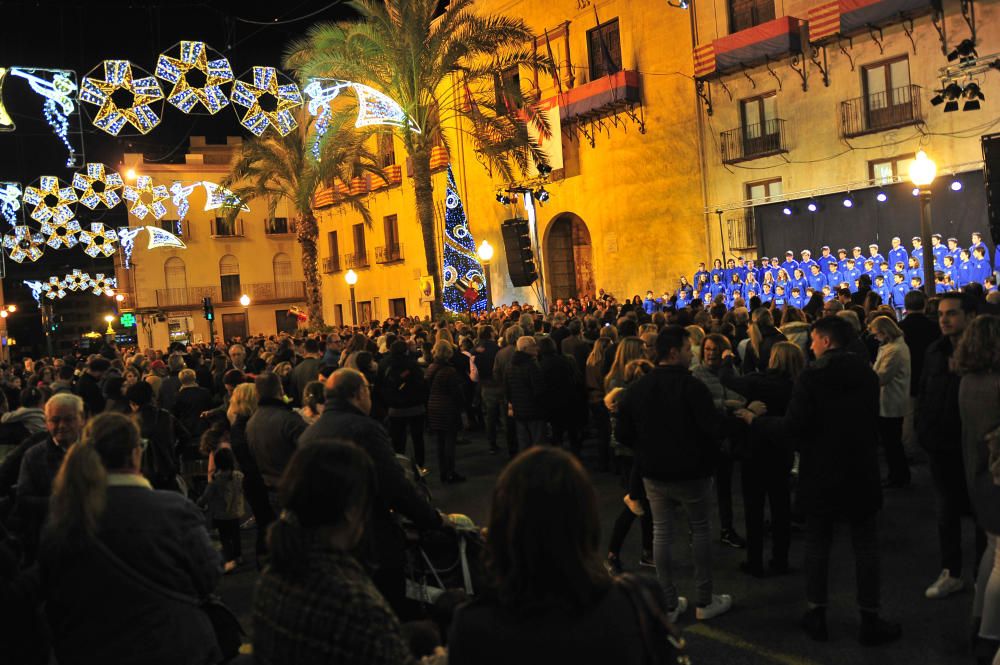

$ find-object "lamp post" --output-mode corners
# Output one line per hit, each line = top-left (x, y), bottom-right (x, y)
(239, 294), (251, 339)
(909, 150), (937, 297)
(345, 269), (358, 326)
(477, 240), (494, 311)
(104, 314), (115, 337)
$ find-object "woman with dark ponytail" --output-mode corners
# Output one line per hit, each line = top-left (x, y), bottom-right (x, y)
(40, 413), (222, 665)
(253, 438), (419, 665)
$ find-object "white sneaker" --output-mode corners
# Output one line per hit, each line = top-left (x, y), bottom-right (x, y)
(696, 594), (733, 620)
(925, 569), (964, 598)
(667, 597), (688, 623)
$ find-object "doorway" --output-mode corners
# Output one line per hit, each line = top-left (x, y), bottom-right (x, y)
(544, 213), (595, 301)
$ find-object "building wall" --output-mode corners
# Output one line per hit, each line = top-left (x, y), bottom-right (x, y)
(315, 0), (708, 314)
(692, 0), (999, 264)
(117, 137), (307, 351)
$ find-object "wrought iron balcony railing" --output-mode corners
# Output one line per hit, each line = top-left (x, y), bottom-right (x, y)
(840, 85), (922, 138)
(343, 252), (370, 269)
(322, 256), (342, 274)
(375, 244), (403, 264)
(720, 118), (788, 164)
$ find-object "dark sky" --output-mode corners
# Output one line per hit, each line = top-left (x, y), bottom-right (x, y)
(0, 0), (358, 349)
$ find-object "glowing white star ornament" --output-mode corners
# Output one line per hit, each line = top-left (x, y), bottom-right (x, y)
(78, 223), (118, 257)
(40, 219), (82, 249)
(90, 273), (117, 297)
(3, 226), (45, 262)
(23, 176), (77, 225)
(64, 269), (93, 291)
(155, 40), (233, 114)
(123, 175), (169, 220)
(72, 163), (124, 209)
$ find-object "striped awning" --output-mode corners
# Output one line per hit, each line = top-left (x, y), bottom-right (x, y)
(694, 43), (716, 78)
(808, 1), (841, 42)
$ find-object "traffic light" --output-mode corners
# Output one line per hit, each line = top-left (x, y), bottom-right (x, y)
(202, 296), (214, 321)
(501, 218), (538, 287)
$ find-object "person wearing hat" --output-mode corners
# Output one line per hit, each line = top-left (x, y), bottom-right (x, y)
(836, 248), (850, 273)
(850, 246), (864, 266)
(888, 237), (908, 272)
(911, 237), (925, 268)
(816, 246), (835, 274)
(969, 232), (988, 263)
(148, 359), (168, 378)
(946, 237), (961, 264)
(781, 251), (799, 277)
(930, 234), (948, 270)
(867, 244), (885, 268)
(799, 249), (818, 273)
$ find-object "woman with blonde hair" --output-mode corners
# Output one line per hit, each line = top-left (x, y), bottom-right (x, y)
(780, 307), (810, 356)
(227, 381), (273, 561)
(686, 325), (706, 369)
(586, 336), (614, 472)
(743, 307), (787, 374)
(868, 315), (911, 487)
(603, 337), (647, 394)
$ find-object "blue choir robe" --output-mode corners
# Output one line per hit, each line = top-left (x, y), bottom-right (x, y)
(781, 260), (799, 276)
(844, 267), (862, 291)
(957, 261), (974, 287)
(693, 270), (709, 287)
(888, 247), (909, 270)
(891, 282), (908, 308)
(816, 255), (836, 273)
(808, 273), (826, 292)
(932, 245), (949, 270)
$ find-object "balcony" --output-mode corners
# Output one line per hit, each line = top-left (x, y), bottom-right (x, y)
(264, 217), (295, 236)
(322, 256), (342, 274)
(720, 118), (788, 164)
(210, 218), (245, 238)
(375, 244), (404, 264)
(153, 281), (305, 309)
(343, 252), (370, 270)
(840, 85), (922, 138)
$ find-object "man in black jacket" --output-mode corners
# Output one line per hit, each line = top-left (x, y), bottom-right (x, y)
(741, 316), (900, 645)
(616, 326), (731, 623)
(898, 290), (940, 449)
(300, 368), (444, 615)
(505, 336), (546, 453)
(474, 327), (502, 454)
(246, 372), (306, 491)
(916, 291), (981, 601)
(74, 357), (108, 416)
(380, 340), (428, 469)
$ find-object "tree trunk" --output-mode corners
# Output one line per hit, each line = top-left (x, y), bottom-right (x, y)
(296, 211), (326, 328)
(411, 150), (444, 319)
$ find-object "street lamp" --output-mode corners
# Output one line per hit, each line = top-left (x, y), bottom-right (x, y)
(909, 150), (937, 296)
(344, 269), (358, 326)
(7, 304), (15, 313)
(104, 314), (115, 336)
(477, 240), (494, 310)
(239, 294), (251, 338)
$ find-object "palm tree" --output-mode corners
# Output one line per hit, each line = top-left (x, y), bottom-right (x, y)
(285, 0), (553, 317)
(223, 109), (380, 327)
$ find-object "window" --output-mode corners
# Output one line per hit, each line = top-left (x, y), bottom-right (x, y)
(587, 19), (622, 80)
(741, 93), (778, 141)
(334, 304), (344, 327)
(219, 254), (241, 302)
(162, 257), (187, 307)
(862, 56), (914, 129)
(353, 223), (367, 260)
(265, 217), (290, 234)
(729, 0), (775, 33)
(389, 297), (407, 318)
(159, 219), (182, 236)
(494, 65), (522, 116)
(868, 154), (915, 183)
(358, 301), (372, 325)
(377, 133), (395, 168)
(213, 217), (234, 236)
(325, 231), (341, 272)
(273, 252), (292, 284)
(383, 214), (400, 259)
(745, 178), (782, 201)
(221, 312), (248, 341)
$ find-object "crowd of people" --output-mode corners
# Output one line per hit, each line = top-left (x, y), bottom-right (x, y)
(0, 266), (999, 663)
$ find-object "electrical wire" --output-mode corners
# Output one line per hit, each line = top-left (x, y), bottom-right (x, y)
(233, 1), (343, 25)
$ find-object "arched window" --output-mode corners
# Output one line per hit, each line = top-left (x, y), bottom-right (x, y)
(272, 252), (292, 284)
(163, 257), (188, 307)
(219, 254), (241, 302)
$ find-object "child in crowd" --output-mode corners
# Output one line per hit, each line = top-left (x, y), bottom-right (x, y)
(197, 447), (246, 574)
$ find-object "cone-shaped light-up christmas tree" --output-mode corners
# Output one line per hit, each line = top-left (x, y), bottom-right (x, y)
(442, 165), (487, 313)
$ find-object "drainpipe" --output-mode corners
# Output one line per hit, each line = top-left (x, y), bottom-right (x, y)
(690, 0), (714, 265)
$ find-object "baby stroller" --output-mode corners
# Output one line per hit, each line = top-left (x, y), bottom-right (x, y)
(404, 514), (487, 605)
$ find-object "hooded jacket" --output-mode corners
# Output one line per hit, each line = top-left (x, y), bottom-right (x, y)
(1, 407), (46, 437)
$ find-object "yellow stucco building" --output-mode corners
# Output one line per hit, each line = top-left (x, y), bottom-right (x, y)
(313, 0), (709, 319)
(116, 137), (307, 350)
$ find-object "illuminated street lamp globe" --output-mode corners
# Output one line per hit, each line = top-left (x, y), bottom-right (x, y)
(0, 311), (7, 319)
(909, 150), (937, 187)
(345, 269), (358, 286)
(104, 314), (114, 323)
(115, 293), (125, 303)
(239, 294), (251, 307)
(477, 240), (494, 263)
(7, 304), (15, 313)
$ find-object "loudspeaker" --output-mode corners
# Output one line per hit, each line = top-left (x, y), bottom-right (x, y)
(501, 218), (538, 287)
(983, 133), (1000, 246)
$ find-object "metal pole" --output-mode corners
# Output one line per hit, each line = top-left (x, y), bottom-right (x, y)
(524, 191), (548, 312)
(350, 286), (357, 326)
(919, 188), (935, 297)
(483, 260), (493, 310)
(243, 306), (250, 339)
(715, 209), (726, 267)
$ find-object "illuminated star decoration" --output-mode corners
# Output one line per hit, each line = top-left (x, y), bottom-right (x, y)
(78, 223), (118, 257)
(201, 181), (249, 211)
(123, 175), (169, 220)
(116, 226), (142, 268)
(23, 176), (77, 225)
(441, 165), (486, 313)
(9, 68), (80, 166)
(80, 60), (164, 135)
(230, 66), (302, 136)
(42, 276), (67, 300)
(155, 40), (233, 114)
(90, 273), (117, 297)
(169, 181), (198, 220)
(145, 225), (186, 249)
(0, 68), (14, 131)
(64, 269), (93, 291)
(3, 226), (45, 262)
(40, 219), (82, 249)
(0, 182), (22, 227)
(72, 163), (124, 209)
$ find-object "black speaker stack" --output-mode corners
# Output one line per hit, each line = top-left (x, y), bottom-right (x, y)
(982, 133), (1000, 246)
(501, 218), (538, 287)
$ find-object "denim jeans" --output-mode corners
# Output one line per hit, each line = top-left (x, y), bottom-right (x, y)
(643, 477), (714, 609)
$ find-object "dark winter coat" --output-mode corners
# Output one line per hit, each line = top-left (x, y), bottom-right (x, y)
(505, 351), (546, 421)
(172, 385), (214, 446)
(915, 335), (962, 454)
(899, 312), (940, 396)
(74, 372), (105, 416)
(425, 362), (464, 433)
(379, 353), (429, 411)
(539, 351), (579, 415)
(246, 398), (307, 488)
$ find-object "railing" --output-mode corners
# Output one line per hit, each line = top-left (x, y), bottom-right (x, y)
(154, 281), (305, 307)
(322, 256), (342, 274)
(243, 281), (306, 301)
(840, 85), (922, 138)
(375, 244), (403, 264)
(156, 285), (220, 308)
(264, 217), (294, 235)
(720, 118), (787, 164)
(210, 218), (245, 238)
(726, 210), (757, 251)
(343, 252), (370, 269)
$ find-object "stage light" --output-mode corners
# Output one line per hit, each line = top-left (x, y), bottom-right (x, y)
(536, 163), (552, 176)
(842, 194), (854, 208)
(951, 179), (963, 191)
(963, 82), (984, 111)
(876, 190), (888, 202)
(807, 199), (818, 213)
(912, 187), (920, 196)
(535, 187), (550, 202)
(947, 38), (978, 63)
(782, 205), (793, 216)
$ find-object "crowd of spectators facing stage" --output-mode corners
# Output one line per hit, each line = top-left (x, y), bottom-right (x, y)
(0, 268), (999, 663)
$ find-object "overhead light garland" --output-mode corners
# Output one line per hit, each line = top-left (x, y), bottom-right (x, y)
(0, 182), (22, 226)
(3, 226), (45, 262)
(169, 181), (197, 220)
(80, 60), (164, 135)
(23, 176), (77, 225)
(22, 272), (117, 305)
(42, 276), (67, 300)
(230, 66), (302, 136)
(117, 226), (142, 267)
(302, 79), (351, 160)
(145, 225), (186, 249)
(72, 163), (124, 209)
(78, 223), (118, 257)
(40, 219), (82, 249)
(202, 181), (249, 211)
(123, 175), (169, 220)
(9, 68), (82, 167)
(90, 273), (116, 297)
(155, 40), (233, 114)
(64, 269), (93, 291)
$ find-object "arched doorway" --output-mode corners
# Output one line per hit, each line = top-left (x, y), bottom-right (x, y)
(544, 213), (595, 301)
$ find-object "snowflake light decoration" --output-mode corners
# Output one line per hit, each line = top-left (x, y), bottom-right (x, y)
(0, 182), (22, 227)
(201, 181), (249, 211)
(145, 225), (186, 249)
(123, 175), (169, 220)
(155, 41), (232, 114)
(80, 60), (164, 135)
(90, 273), (116, 297)
(64, 269), (93, 291)
(117, 226), (142, 268)
(230, 66), (302, 136)
(23, 176), (77, 225)
(42, 276), (67, 300)
(169, 181), (197, 220)
(40, 219), (82, 249)
(3, 226), (45, 262)
(72, 163), (123, 209)
(78, 223), (118, 257)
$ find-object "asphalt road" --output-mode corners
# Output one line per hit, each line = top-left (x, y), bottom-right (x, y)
(218, 431), (981, 665)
